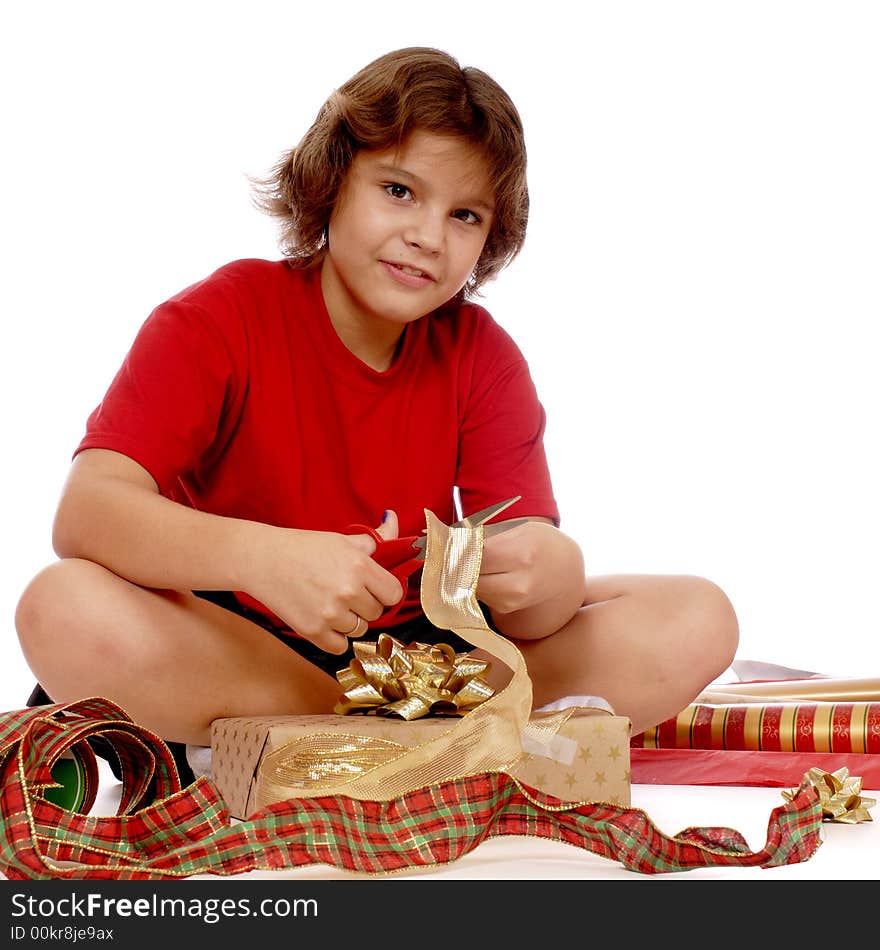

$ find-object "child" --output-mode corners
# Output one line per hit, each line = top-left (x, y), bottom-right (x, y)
(15, 47), (738, 775)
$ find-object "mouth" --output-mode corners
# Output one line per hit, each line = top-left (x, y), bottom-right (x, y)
(381, 260), (436, 283)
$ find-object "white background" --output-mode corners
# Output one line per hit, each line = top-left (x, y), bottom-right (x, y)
(2, 1), (878, 713)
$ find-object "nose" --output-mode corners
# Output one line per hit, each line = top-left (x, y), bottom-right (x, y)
(403, 207), (444, 254)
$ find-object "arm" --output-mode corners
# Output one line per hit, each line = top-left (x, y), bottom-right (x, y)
(53, 448), (403, 653)
(476, 518), (587, 640)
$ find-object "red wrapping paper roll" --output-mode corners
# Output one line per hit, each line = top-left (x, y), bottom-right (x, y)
(631, 702), (880, 754)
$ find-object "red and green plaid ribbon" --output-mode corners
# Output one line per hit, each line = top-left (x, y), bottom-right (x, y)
(0, 697), (823, 880)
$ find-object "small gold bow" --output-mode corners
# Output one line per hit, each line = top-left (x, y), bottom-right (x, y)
(334, 633), (495, 720)
(783, 767), (875, 824)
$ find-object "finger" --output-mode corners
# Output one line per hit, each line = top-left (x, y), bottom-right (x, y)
(346, 591), (387, 624)
(375, 509), (399, 541)
(366, 568), (405, 608)
(355, 548), (406, 608)
(333, 613), (368, 639)
(474, 573), (521, 614)
(475, 572), (505, 603)
(307, 629), (353, 655)
(477, 531), (519, 574)
(344, 531), (377, 555)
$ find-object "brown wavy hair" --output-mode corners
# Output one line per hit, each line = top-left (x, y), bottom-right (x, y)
(251, 47), (529, 299)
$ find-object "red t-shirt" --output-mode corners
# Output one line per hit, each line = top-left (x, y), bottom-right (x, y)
(77, 259), (559, 627)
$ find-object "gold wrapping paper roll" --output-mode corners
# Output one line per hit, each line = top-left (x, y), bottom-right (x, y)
(697, 677), (880, 704)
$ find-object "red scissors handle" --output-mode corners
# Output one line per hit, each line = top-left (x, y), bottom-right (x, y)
(343, 524), (423, 625)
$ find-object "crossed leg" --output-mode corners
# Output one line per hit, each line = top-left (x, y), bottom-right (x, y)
(16, 560), (738, 746)
(499, 573), (739, 736)
(15, 558), (344, 746)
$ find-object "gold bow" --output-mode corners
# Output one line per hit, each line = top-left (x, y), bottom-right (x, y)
(334, 633), (495, 720)
(783, 767), (875, 824)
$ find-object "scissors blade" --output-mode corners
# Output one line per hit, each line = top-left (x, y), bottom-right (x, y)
(410, 497), (524, 558)
(456, 495), (521, 529)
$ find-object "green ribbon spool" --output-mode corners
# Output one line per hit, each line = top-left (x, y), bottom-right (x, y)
(45, 751), (87, 812)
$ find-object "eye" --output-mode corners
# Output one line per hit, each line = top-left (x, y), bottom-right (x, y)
(384, 183), (413, 200)
(453, 208), (482, 225)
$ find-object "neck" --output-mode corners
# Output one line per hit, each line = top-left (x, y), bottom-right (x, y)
(339, 321), (404, 372)
(319, 265), (405, 371)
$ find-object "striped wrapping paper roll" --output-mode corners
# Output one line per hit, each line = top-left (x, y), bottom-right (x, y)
(631, 702), (880, 754)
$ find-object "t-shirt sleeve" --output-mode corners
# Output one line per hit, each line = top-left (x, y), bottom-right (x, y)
(455, 311), (560, 526)
(75, 299), (243, 497)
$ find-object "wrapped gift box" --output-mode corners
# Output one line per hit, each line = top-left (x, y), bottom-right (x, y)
(211, 706), (631, 820)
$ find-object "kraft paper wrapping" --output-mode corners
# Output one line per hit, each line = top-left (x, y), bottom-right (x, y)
(211, 702), (631, 819)
(254, 512), (535, 804)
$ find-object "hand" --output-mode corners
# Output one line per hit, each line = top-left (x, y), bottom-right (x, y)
(246, 511), (404, 654)
(476, 520), (586, 631)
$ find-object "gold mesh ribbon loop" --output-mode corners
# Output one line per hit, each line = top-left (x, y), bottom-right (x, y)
(256, 511), (533, 806)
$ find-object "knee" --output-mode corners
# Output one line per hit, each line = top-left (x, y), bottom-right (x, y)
(15, 558), (109, 657)
(680, 575), (739, 676)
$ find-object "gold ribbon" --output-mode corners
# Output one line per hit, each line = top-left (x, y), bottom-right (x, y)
(334, 633), (495, 719)
(256, 511), (533, 806)
(782, 767), (875, 824)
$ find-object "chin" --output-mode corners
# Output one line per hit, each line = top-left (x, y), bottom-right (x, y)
(376, 295), (444, 324)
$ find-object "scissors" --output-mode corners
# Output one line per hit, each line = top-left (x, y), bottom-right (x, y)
(343, 495), (528, 624)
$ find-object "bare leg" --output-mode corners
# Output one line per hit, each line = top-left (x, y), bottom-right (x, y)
(16, 561), (738, 744)
(15, 558), (342, 746)
(482, 573), (739, 736)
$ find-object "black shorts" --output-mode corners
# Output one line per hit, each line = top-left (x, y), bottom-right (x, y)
(193, 590), (485, 677)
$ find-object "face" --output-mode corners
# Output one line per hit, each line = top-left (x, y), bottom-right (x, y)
(320, 131), (495, 340)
